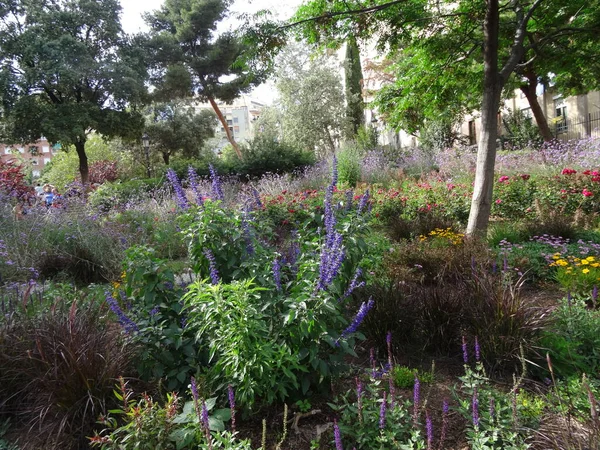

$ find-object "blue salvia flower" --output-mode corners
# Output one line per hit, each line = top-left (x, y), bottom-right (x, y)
(357, 189), (369, 215)
(333, 420), (343, 450)
(191, 377), (202, 424)
(228, 385), (236, 433)
(462, 336), (469, 364)
(252, 188), (263, 209)
(201, 399), (210, 432)
(331, 154), (338, 188)
(105, 291), (138, 333)
(187, 166), (204, 206)
(166, 168), (189, 210)
(273, 258), (282, 292)
(338, 297), (375, 343)
(345, 189), (354, 210)
(475, 336), (481, 362)
(379, 390), (387, 430)
(341, 268), (365, 300)
(209, 164), (225, 202)
(426, 411), (433, 450)
(413, 376), (420, 424)
(318, 232), (345, 291)
(472, 390), (480, 428)
(204, 249), (220, 285)
(149, 306), (159, 317)
(241, 209), (255, 255)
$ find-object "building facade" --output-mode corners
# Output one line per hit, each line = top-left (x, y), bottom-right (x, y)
(0, 138), (60, 178)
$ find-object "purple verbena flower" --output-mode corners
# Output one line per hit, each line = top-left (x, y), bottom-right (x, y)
(166, 168), (189, 210)
(203, 249), (220, 285)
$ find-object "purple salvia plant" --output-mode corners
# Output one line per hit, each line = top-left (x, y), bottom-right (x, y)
(209, 164), (225, 202)
(439, 399), (449, 450)
(387, 331), (393, 368)
(475, 336), (481, 362)
(426, 411), (433, 450)
(105, 291), (138, 333)
(370, 348), (377, 378)
(341, 268), (364, 301)
(187, 166), (204, 206)
(357, 189), (369, 215)
(228, 385), (236, 433)
(190, 377), (202, 425)
(273, 258), (282, 292)
(166, 168), (190, 210)
(203, 249), (220, 285)
(338, 297), (375, 343)
(201, 399), (213, 450)
(413, 376), (421, 424)
(331, 154), (338, 188)
(379, 390), (387, 430)
(462, 336), (469, 364)
(472, 390), (480, 429)
(252, 188), (263, 209)
(334, 419), (343, 450)
(356, 377), (363, 425)
(345, 189), (354, 210)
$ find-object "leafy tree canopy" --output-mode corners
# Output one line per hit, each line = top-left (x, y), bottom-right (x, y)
(0, 0), (148, 183)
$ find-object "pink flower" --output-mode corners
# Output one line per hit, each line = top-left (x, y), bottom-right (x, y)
(498, 175), (510, 183)
(495, 199), (502, 204)
(583, 189), (593, 197)
(520, 174), (530, 181)
(562, 168), (577, 175)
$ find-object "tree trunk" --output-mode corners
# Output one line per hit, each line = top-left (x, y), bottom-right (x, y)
(162, 151), (170, 166)
(74, 137), (89, 185)
(520, 70), (553, 141)
(466, 0), (501, 236)
(208, 96), (243, 159)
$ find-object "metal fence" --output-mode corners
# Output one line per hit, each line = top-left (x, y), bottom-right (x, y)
(554, 110), (600, 141)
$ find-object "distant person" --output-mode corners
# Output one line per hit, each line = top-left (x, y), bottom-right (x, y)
(34, 183), (43, 196)
(51, 187), (62, 208)
(43, 184), (54, 208)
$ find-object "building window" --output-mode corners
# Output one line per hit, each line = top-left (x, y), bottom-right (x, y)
(555, 100), (567, 133)
(29, 146), (39, 155)
(32, 170), (41, 177)
(227, 119), (233, 126)
(468, 120), (477, 145)
(4, 147), (11, 155)
(234, 126), (240, 133)
(43, 158), (51, 165)
(31, 159), (39, 166)
(233, 117), (239, 124)
(17, 146), (24, 153)
(42, 145), (50, 153)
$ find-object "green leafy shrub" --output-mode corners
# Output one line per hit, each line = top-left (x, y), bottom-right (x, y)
(492, 175), (537, 220)
(225, 136), (315, 179)
(337, 145), (361, 187)
(391, 366), (434, 389)
(88, 178), (165, 212)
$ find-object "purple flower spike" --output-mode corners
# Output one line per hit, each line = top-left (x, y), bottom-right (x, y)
(331, 154), (338, 188)
(273, 258), (282, 292)
(472, 390), (480, 428)
(166, 168), (189, 210)
(413, 376), (421, 423)
(475, 336), (481, 362)
(370, 348), (376, 377)
(386, 330), (393, 368)
(187, 166), (204, 206)
(338, 297), (374, 342)
(426, 411), (433, 450)
(190, 377), (202, 425)
(341, 268), (364, 300)
(228, 385), (236, 433)
(105, 291), (138, 333)
(462, 336), (469, 364)
(489, 397), (495, 421)
(357, 190), (369, 215)
(593, 285), (598, 307)
(203, 249), (220, 285)
(334, 419), (343, 450)
(209, 164), (224, 202)
(201, 399), (210, 431)
(252, 188), (263, 209)
(379, 390), (387, 430)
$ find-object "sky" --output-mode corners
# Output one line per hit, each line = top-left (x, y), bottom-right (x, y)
(119, 0), (304, 103)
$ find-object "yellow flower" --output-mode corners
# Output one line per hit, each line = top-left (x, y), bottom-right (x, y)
(583, 268), (590, 274)
(587, 256), (596, 262)
(582, 259), (590, 265)
(592, 263), (600, 268)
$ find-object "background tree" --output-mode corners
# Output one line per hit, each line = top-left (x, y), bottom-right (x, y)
(144, 103), (217, 166)
(344, 35), (365, 138)
(291, 0), (600, 234)
(0, 0), (147, 184)
(145, 0), (270, 159)
(276, 43), (348, 155)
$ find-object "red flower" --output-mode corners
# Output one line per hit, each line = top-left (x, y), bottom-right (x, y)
(520, 174), (530, 180)
(498, 175), (510, 183)
(583, 189), (593, 197)
(593, 176), (600, 183)
(561, 168), (577, 175)
(583, 170), (592, 175)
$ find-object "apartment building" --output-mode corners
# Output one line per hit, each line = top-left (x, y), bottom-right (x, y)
(0, 138), (60, 178)
(461, 89), (600, 145)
